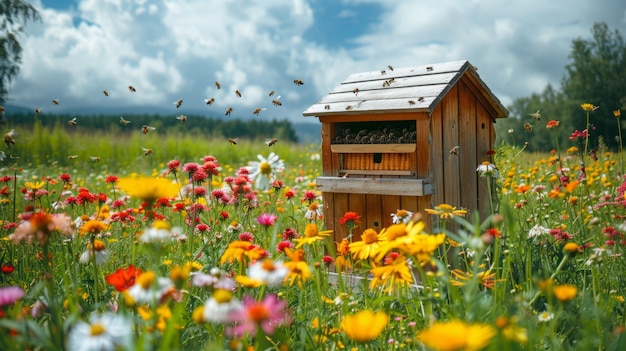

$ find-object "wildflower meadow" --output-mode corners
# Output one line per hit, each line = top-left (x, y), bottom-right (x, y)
(1, 104), (626, 351)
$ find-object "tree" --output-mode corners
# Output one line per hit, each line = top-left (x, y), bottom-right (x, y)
(0, 0), (40, 104)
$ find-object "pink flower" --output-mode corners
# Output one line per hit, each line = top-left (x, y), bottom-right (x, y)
(227, 294), (290, 337)
(0, 286), (24, 306)
(182, 162), (201, 174)
(257, 213), (277, 227)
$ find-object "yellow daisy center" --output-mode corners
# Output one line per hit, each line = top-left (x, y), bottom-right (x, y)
(92, 240), (106, 251)
(259, 161), (272, 175)
(137, 271), (156, 289)
(152, 220), (171, 230)
(361, 229), (378, 244)
(261, 258), (277, 271)
(213, 289), (233, 303)
(90, 323), (106, 336)
(385, 223), (407, 241)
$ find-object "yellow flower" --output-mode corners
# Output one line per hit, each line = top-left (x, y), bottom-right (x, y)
(24, 181), (45, 190)
(283, 248), (311, 287)
(340, 310), (389, 343)
(79, 220), (109, 237)
(294, 223), (332, 248)
(370, 255), (413, 291)
(417, 320), (496, 351)
(580, 103), (598, 111)
(614, 109), (621, 118)
(349, 228), (385, 261)
(553, 284), (577, 302)
(220, 241), (266, 265)
(117, 176), (179, 203)
(451, 269), (502, 289)
(563, 242), (580, 255)
(425, 204), (467, 219)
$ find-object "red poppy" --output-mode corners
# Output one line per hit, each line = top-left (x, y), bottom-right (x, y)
(1, 265), (14, 274)
(105, 265), (143, 292)
(339, 211), (361, 225)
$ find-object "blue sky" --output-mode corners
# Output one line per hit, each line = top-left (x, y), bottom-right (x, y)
(6, 0), (626, 123)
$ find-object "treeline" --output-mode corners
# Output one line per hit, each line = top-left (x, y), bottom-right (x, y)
(495, 22), (626, 152)
(1, 112), (300, 143)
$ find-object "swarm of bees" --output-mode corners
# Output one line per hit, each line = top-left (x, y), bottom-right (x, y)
(333, 125), (417, 144)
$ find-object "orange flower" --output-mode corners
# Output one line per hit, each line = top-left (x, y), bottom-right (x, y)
(546, 120), (560, 129)
(105, 265), (143, 292)
(339, 211), (361, 225)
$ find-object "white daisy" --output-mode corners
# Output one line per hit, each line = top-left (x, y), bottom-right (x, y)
(537, 311), (554, 322)
(476, 162), (499, 178)
(528, 225), (550, 239)
(246, 152), (285, 190)
(247, 259), (289, 287)
(126, 271), (174, 305)
(390, 209), (414, 224)
(139, 220), (181, 243)
(78, 240), (109, 265)
(67, 312), (133, 351)
(202, 289), (243, 324)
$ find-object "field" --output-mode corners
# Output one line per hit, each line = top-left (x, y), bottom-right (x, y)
(1, 108), (626, 351)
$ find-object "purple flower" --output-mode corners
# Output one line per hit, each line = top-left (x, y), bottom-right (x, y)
(257, 213), (277, 227)
(0, 286), (24, 306)
(227, 294), (290, 337)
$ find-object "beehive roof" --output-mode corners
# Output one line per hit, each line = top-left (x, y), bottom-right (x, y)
(302, 60), (508, 118)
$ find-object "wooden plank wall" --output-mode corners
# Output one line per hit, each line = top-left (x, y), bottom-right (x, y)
(476, 102), (495, 217)
(458, 80), (479, 213)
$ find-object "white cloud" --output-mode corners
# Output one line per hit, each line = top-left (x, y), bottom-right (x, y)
(7, 0), (626, 121)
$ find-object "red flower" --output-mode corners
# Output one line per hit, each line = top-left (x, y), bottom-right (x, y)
(105, 265), (143, 292)
(1, 265), (15, 274)
(59, 174), (71, 183)
(105, 175), (119, 184)
(339, 212), (361, 225)
(486, 228), (501, 238)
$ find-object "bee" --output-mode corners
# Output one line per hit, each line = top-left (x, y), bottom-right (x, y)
(382, 78), (395, 87)
(345, 105), (352, 111)
(35, 108), (41, 116)
(528, 109), (541, 121)
(449, 146), (460, 155)
(426, 66), (433, 71)
(353, 88), (359, 96)
(90, 156), (100, 162)
(228, 138), (238, 145)
(142, 147), (153, 156)
(388, 65), (394, 71)
(293, 79), (304, 86)
(176, 114), (187, 123)
(266, 138), (278, 147)
(408, 100), (416, 105)
(235, 90), (242, 98)
(215, 81), (221, 90)
(268, 90), (275, 97)
(524, 123), (533, 132)
(103, 90), (109, 97)
(225, 107), (233, 116)
(418, 96), (424, 102)
(128, 85), (136, 93)
(204, 97), (215, 105)
(253, 108), (266, 116)
(380, 70), (386, 75)
(324, 105), (330, 110)
(142, 125), (155, 134)
(52, 99), (59, 105)
(68, 155), (79, 160)
(173, 99), (183, 108)
(68, 117), (77, 126)
(4, 129), (16, 148)
(0, 106), (5, 113)
(119, 116), (131, 126)
(272, 96), (282, 107)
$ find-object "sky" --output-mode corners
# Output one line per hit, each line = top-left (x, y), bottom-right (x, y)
(6, 0), (626, 123)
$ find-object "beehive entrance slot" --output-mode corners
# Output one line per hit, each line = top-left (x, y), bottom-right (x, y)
(373, 153), (382, 163)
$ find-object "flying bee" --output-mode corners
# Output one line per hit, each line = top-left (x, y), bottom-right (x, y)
(119, 116), (131, 126)
(268, 90), (275, 97)
(52, 99), (59, 105)
(35, 108), (41, 116)
(215, 81), (221, 89)
(524, 123), (533, 132)
(142, 125), (155, 134)
(204, 97), (215, 105)
(253, 107), (266, 116)
(382, 78), (395, 87)
(103, 90), (109, 97)
(67, 117), (77, 126)
(142, 147), (153, 156)
(388, 65), (394, 71)
(266, 138), (278, 147)
(408, 100), (416, 105)
(90, 156), (100, 162)
(353, 88), (359, 96)
(528, 109), (541, 121)
(293, 79), (304, 86)
(176, 114), (187, 123)
(225, 107), (233, 116)
(4, 129), (16, 148)
(380, 70), (386, 75)
(173, 99), (183, 108)
(235, 90), (242, 98)
(426, 66), (433, 71)
(228, 138), (238, 145)
(68, 155), (79, 160)
(0, 106), (5, 113)
(449, 146), (460, 155)
(418, 96), (424, 102)
(324, 105), (330, 110)
(128, 85), (136, 93)
(345, 105), (353, 111)
(272, 96), (282, 106)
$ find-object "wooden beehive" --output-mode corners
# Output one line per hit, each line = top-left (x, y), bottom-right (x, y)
(302, 60), (508, 241)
